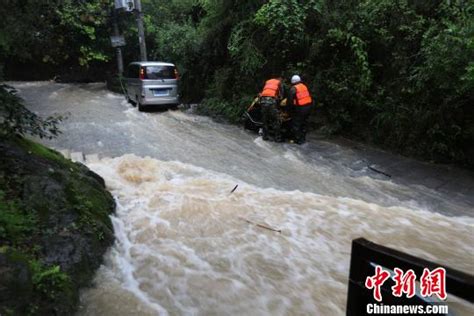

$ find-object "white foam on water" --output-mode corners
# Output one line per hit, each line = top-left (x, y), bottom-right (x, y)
(166, 110), (202, 123)
(120, 99), (130, 108)
(283, 150), (300, 163)
(124, 108), (139, 117)
(106, 92), (123, 99)
(253, 137), (274, 151)
(79, 155), (474, 315)
(6, 81), (51, 88)
(49, 91), (59, 99)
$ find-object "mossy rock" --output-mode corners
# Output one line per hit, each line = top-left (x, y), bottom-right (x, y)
(0, 137), (115, 315)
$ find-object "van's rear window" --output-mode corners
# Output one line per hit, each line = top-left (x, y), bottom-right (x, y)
(145, 66), (176, 79)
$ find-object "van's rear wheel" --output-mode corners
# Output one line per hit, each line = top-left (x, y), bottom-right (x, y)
(136, 95), (145, 111)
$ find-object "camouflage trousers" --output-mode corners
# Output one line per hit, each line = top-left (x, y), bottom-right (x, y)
(260, 97), (282, 141)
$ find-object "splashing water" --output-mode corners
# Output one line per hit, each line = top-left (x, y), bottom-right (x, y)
(77, 155), (474, 315)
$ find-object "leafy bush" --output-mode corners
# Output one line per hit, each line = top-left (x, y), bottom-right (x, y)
(198, 96), (250, 123)
(0, 85), (61, 139)
(30, 262), (72, 301)
(0, 190), (36, 243)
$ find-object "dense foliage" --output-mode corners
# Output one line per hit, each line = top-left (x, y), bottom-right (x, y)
(1, 0), (473, 167)
(0, 85), (61, 139)
(144, 0), (473, 167)
(0, 0), (112, 80)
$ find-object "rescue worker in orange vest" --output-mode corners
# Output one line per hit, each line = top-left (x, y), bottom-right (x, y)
(287, 75), (313, 144)
(259, 77), (285, 142)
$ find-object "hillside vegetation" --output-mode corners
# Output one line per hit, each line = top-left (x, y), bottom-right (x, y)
(0, 86), (115, 315)
(1, 0), (473, 167)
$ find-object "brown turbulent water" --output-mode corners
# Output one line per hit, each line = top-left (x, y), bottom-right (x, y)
(8, 82), (473, 315)
(77, 155), (474, 315)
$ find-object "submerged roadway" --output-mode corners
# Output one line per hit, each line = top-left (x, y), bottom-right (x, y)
(11, 81), (473, 218)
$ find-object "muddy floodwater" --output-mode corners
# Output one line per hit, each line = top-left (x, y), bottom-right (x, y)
(9, 82), (474, 315)
(76, 156), (474, 315)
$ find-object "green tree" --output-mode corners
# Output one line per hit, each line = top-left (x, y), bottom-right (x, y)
(1, 0), (472, 167)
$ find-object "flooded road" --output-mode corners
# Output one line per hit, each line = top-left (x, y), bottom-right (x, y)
(10, 82), (474, 315)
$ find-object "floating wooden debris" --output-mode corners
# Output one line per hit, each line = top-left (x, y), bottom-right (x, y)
(368, 165), (392, 178)
(239, 217), (281, 233)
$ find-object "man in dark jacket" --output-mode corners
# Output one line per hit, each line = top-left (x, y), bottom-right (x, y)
(259, 77), (285, 142)
(287, 75), (313, 144)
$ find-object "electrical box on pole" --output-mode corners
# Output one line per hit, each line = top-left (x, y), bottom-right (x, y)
(114, 0), (134, 12)
(113, 0), (147, 62)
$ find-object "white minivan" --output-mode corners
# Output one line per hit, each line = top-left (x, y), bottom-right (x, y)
(125, 62), (179, 111)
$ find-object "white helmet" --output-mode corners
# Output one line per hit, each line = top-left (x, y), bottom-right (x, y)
(291, 75), (301, 84)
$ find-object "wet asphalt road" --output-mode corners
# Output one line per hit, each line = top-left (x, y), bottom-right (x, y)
(10, 81), (474, 218)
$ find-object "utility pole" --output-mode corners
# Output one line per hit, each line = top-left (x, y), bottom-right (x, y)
(134, 0), (147, 61)
(112, 9), (124, 75)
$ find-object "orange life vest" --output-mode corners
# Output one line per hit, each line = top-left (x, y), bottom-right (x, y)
(261, 79), (281, 98)
(294, 83), (312, 106)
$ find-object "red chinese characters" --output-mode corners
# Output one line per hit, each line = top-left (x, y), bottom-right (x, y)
(420, 267), (447, 300)
(365, 266), (447, 302)
(365, 266), (390, 302)
(392, 268), (416, 298)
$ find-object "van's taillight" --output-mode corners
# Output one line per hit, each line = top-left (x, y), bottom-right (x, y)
(174, 68), (179, 80)
(139, 67), (145, 80)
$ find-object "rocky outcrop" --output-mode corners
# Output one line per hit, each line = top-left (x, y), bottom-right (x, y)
(0, 137), (115, 315)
